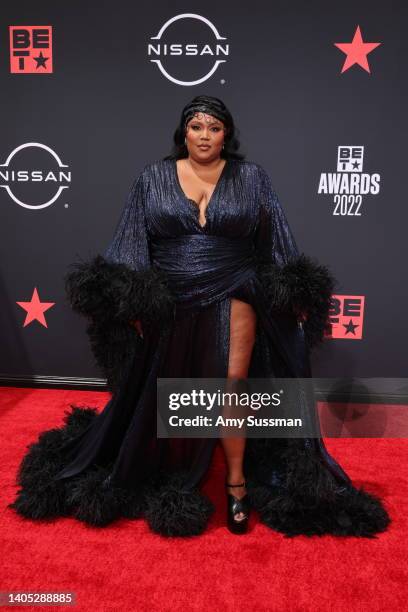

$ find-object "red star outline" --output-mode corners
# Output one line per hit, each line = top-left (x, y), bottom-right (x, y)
(334, 25), (381, 74)
(16, 287), (55, 327)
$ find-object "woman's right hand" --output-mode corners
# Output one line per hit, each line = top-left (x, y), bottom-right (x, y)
(130, 319), (143, 339)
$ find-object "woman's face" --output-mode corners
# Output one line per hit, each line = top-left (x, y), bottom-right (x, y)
(185, 112), (226, 161)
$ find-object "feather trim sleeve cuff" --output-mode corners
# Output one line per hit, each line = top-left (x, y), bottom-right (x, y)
(256, 253), (336, 350)
(64, 254), (176, 327)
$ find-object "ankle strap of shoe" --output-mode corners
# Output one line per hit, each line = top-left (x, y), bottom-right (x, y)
(226, 481), (246, 488)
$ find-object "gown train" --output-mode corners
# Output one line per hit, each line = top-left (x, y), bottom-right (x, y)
(9, 158), (391, 538)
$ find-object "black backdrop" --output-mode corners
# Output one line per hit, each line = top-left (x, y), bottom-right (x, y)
(1, 1), (407, 396)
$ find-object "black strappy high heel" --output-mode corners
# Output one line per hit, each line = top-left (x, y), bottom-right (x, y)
(225, 480), (250, 534)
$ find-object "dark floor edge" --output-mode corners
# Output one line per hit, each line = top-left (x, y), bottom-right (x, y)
(0, 374), (408, 403)
(0, 374), (107, 391)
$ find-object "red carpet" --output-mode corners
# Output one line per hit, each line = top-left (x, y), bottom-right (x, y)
(1, 387), (406, 611)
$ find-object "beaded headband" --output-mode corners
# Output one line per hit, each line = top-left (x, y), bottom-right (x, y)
(182, 103), (227, 133)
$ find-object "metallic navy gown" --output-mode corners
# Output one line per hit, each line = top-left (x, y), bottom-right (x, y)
(10, 157), (391, 538)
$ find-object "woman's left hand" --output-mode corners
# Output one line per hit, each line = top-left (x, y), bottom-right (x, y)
(297, 310), (308, 323)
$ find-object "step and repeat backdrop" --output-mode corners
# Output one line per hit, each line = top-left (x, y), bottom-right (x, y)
(1, 1), (406, 388)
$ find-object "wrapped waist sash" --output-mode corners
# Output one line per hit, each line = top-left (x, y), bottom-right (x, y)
(150, 234), (257, 310)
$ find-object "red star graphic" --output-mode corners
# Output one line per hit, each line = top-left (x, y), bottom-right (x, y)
(16, 287), (55, 327)
(334, 25), (381, 74)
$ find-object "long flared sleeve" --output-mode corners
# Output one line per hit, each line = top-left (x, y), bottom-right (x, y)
(63, 165), (175, 392)
(102, 171), (151, 271)
(254, 164), (336, 349)
(65, 166), (175, 327)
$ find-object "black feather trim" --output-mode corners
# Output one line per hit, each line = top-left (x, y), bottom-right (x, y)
(66, 466), (121, 526)
(64, 254), (176, 328)
(144, 471), (215, 537)
(8, 406), (149, 526)
(64, 254), (176, 391)
(8, 478), (71, 520)
(66, 466), (145, 527)
(61, 404), (99, 437)
(8, 406), (98, 520)
(247, 440), (391, 538)
(256, 253), (336, 349)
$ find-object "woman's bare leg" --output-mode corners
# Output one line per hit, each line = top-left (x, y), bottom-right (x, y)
(220, 298), (257, 521)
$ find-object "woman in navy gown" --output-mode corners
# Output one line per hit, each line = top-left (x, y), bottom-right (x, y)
(9, 95), (391, 538)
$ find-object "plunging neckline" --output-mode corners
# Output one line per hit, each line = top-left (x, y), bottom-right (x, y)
(173, 157), (229, 229)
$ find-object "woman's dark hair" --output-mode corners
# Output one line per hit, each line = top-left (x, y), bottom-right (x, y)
(163, 95), (246, 161)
